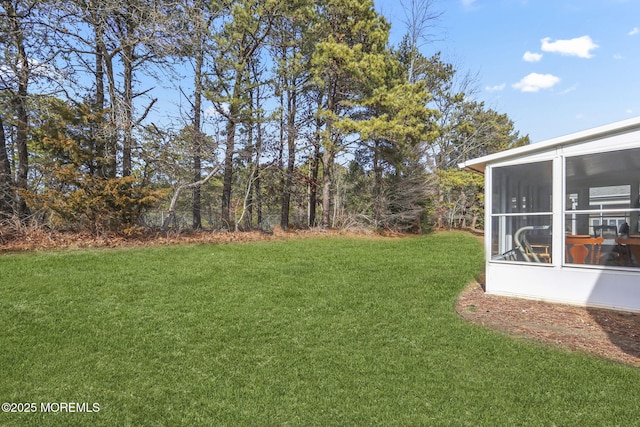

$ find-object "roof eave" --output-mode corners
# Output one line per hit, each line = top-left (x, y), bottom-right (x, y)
(458, 115), (640, 173)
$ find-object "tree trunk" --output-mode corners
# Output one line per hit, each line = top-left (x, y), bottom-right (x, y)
(254, 87), (263, 229)
(10, 4), (30, 217)
(192, 48), (204, 229)
(373, 140), (383, 225)
(193, 154), (202, 229)
(308, 139), (321, 227)
(93, 19), (108, 178)
(321, 148), (334, 228)
(92, 36), (102, 175)
(221, 115), (236, 229)
(102, 46), (118, 178)
(255, 168), (262, 228)
(0, 116), (14, 214)
(244, 87), (255, 230)
(281, 88), (297, 229)
(470, 214), (478, 229)
(277, 84), (286, 229)
(221, 70), (243, 230)
(122, 39), (134, 177)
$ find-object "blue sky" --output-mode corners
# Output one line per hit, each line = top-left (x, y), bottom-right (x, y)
(375, 0), (640, 143)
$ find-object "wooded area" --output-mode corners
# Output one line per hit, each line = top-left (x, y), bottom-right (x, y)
(0, 0), (528, 236)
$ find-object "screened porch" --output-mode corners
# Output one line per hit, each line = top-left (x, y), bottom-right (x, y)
(490, 147), (640, 268)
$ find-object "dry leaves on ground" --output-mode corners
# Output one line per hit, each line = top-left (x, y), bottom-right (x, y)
(0, 227), (380, 253)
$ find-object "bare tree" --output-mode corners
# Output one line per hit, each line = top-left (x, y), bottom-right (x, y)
(399, 0), (442, 83)
(65, 0), (186, 177)
(0, 0), (58, 217)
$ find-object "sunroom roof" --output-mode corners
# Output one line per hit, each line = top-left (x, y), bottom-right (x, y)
(458, 116), (640, 174)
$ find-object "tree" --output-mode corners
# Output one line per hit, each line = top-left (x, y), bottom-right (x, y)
(0, 0), (531, 236)
(176, 0), (223, 229)
(398, 0), (442, 84)
(237, 59), (271, 231)
(346, 78), (438, 229)
(138, 120), (219, 230)
(161, 165), (221, 232)
(1, 0), (38, 217)
(307, 95), (323, 226)
(23, 98), (162, 232)
(431, 103), (527, 230)
(66, 0), (184, 178)
(310, 0), (390, 227)
(446, 100), (529, 168)
(379, 153), (435, 232)
(270, 0), (314, 229)
(206, 0), (278, 229)
(435, 169), (483, 229)
(52, 0), (118, 178)
(392, 30), (528, 231)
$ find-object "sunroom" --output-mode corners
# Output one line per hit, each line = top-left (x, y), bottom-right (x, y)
(459, 117), (640, 313)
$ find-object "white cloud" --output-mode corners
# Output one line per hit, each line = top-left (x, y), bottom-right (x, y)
(613, 53), (623, 60)
(540, 35), (599, 58)
(629, 27), (640, 36)
(485, 83), (506, 92)
(0, 60), (63, 86)
(626, 108), (634, 114)
(559, 84), (577, 95)
(512, 73), (560, 93)
(461, 0), (478, 10)
(523, 51), (543, 62)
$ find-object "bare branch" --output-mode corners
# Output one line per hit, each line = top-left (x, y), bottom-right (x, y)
(162, 165), (221, 231)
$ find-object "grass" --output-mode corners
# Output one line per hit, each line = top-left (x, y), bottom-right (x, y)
(0, 233), (639, 426)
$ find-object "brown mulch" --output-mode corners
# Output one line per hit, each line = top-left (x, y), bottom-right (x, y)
(456, 279), (640, 367)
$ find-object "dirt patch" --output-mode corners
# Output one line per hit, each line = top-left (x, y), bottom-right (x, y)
(456, 281), (640, 367)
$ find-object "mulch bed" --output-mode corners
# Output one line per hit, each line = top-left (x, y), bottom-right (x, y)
(456, 281), (640, 367)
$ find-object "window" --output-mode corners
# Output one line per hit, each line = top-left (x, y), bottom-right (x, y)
(490, 161), (553, 263)
(565, 148), (640, 267)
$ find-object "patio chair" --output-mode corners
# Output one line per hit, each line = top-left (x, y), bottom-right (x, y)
(615, 236), (640, 266)
(514, 225), (551, 263)
(565, 236), (605, 264)
(593, 224), (623, 264)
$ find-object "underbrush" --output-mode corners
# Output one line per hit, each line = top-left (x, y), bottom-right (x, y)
(0, 222), (382, 253)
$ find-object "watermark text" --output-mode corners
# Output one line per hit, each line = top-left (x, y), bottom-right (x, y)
(2, 402), (100, 413)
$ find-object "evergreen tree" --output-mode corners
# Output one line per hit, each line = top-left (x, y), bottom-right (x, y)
(310, 0), (390, 227)
(206, 0), (278, 229)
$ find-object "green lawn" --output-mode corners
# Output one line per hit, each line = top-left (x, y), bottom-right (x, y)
(1, 233), (638, 426)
